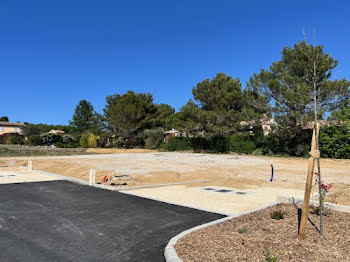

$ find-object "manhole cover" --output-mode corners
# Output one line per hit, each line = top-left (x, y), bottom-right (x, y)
(236, 192), (247, 195)
(0, 174), (20, 178)
(215, 189), (233, 193)
(204, 188), (216, 191)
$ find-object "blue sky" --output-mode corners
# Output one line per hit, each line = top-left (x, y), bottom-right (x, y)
(1, 0), (350, 125)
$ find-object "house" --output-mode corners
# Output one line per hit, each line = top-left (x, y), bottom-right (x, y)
(240, 118), (277, 136)
(164, 128), (186, 142)
(49, 129), (65, 134)
(0, 121), (25, 136)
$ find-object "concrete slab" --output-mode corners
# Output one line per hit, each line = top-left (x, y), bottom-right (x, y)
(0, 167), (60, 184)
(126, 185), (305, 215)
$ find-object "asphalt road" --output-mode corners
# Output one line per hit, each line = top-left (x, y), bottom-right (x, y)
(0, 181), (223, 262)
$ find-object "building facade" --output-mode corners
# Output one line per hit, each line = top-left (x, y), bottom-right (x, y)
(0, 121), (25, 136)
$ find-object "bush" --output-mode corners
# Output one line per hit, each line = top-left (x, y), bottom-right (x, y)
(227, 134), (256, 154)
(145, 129), (164, 149)
(125, 138), (138, 149)
(55, 142), (78, 148)
(211, 136), (229, 153)
(163, 137), (192, 151)
(88, 133), (97, 148)
(113, 139), (125, 148)
(319, 125), (350, 159)
(5, 135), (24, 145)
(29, 135), (43, 146)
(62, 135), (74, 144)
(80, 133), (90, 148)
(190, 137), (210, 152)
(40, 133), (62, 145)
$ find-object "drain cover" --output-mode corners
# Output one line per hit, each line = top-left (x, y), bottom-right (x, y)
(204, 188), (216, 191)
(236, 192), (247, 195)
(215, 189), (233, 193)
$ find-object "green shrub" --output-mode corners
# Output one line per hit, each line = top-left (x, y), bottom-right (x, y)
(228, 134), (255, 154)
(270, 210), (285, 220)
(113, 139), (125, 148)
(211, 136), (229, 153)
(319, 125), (350, 159)
(88, 133), (97, 148)
(55, 142), (78, 148)
(5, 135), (24, 145)
(40, 133), (62, 145)
(145, 129), (164, 149)
(125, 138), (138, 149)
(164, 137), (192, 151)
(252, 147), (264, 155)
(262, 134), (281, 155)
(190, 137), (210, 152)
(80, 133), (90, 148)
(62, 135), (74, 144)
(29, 135), (43, 146)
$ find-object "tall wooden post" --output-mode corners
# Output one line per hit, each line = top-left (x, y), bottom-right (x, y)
(299, 123), (320, 240)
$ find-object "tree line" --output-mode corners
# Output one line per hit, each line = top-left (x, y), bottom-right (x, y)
(5, 41), (350, 158)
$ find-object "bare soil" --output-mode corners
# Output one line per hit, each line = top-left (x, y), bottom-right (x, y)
(2, 151), (349, 205)
(176, 204), (350, 262)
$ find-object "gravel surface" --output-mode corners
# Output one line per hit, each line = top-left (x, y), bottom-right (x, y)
(176, 204), (350, 262)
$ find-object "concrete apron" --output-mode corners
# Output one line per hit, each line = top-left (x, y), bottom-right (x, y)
(0, 167), (60, 184)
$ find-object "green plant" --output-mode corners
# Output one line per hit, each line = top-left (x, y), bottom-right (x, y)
(270, 210), (285, 220)
(145, 129), (164, 149)
(238, 227), (248, 234)
(113, 139), (125, 148)
(164, 137), (191, 151)
(319, 125), (350, 159)
(40, 133), (62, 145)
(80, 133), (90, 148)
(29, 135), (43, 146)
(5, 135), (24, 145)
(228, 134), (256, 154)
(264, 247), (278, 262)
(88, 133), (97, 148)
(62, 135), (74, 144)
(270, 204), (285, 220)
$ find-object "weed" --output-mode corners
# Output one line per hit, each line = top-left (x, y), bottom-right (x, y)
(270, 204), (285, 220)
(264, 247), (278, 262)
(238, 227), (248, 234)
(270, 210), (285, 220)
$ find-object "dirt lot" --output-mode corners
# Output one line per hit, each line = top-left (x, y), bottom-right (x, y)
(2, 151), (350, 205)
(175, 204), (350, 262)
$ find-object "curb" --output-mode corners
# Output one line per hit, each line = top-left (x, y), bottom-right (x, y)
(277, 195), (350, 214)
(164, 202), (280, 262)
(118, 180), (209, 191)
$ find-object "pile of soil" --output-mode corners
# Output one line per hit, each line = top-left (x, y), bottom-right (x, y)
(176, 204), (350, 261)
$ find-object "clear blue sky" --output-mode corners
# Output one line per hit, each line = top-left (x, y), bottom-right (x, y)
(1, 0), (350, 125)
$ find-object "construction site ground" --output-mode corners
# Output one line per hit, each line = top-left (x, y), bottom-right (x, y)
(1, 151), (349, 214)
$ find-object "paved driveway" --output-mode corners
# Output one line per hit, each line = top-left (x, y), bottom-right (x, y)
(0, 181), (223, 262)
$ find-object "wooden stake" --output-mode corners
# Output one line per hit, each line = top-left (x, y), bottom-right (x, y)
(299, 123), (320, 240)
